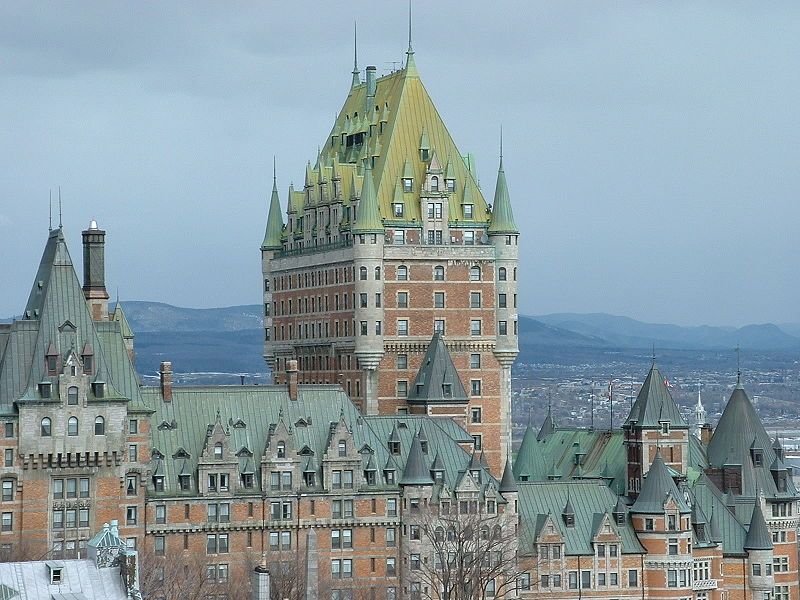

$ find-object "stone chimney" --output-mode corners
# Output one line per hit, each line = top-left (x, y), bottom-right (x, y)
(286, 359), (299, 401)
(82, 220), (110, 321)
(160, 361), (173, 402)
(700, 423), (713, 446)
(366, 66), (377, 100)
(251, 553), (271, 600)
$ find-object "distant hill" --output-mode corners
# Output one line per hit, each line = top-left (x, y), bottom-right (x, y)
(121, 301), (262, 332)
(534, 312), (800, 351)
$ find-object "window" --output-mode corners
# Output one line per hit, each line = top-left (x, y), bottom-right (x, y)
(668, 514), (677, 531)
(753, 563), (762, 576)
(206, 533), (229, 554)
(396, 354), (408, 369)
(155, 504), (166, 524)
(129, 419), (138, 434)
(360, 293), (368, 308)
(434, 292), (445, 308)
(360, 267), (367, 281)
(463, 230), (475, 245)
(470, 320), (481, 336)
(67, 417), (78, 436)
(386, 557), (396, 576)
(581, 571), (591, 589)
(403, 178), (412, 192)
(629, 569), (639, 587)
(397, 320), (409, 336)
(374, 267), (381, 280)
(375, 321), (382, 335)
(68, 386), (78, 405)
(661, 421), (671, 434)
(667, 569), (677, 588)
(469, 266), (481, 281)
(472, 434), (482, 450)
(434, 266), (445, 280)
(1, 480), (13, 502)
(3, 423), (12, 438)
(668, 538), (678, 555)
(568, 571), (578, 590)
(499, 321), (508, 335)
(645, 518), (654, 531)
(41, 417), (52, 436)
(498, 267), (507, 281)
(397, 381), (408, 398)
(470, 353), (481, 368)
(0, 513), (11, 532)
(375, 293), (381, 308)
(360, 321), (368, 336)
(463, 203), (474, 218)
(4, 450), (12, 468)
(387, 499), (397, 517)
(126, 506), (138, 526)
(393, 203), (404, 217)
(471, 407), (482, 423)
(386, 527), (396, 547)
(397, 292), (408, 308)
(471, 380), (482, 396)
(126, 475), (137, 496)
(597, 543), (605, 557)
(94, 416), (105, 435)
(397, 265), (408, 281)
(434, 319), (445, 334)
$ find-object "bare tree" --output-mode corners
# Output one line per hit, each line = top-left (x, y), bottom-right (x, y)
(411, 505), (527, 600)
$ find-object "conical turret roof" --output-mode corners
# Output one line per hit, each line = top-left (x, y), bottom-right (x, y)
(499, 456), (518, 493)
(408, 333), (468, 404)
(537, 406), (555, 441)
(400, 433), (434, 486)
(744, 503), (773, 551)
(352, 160), (383, 233)
(630, 451), (690, 514)
(262, 176), (284, 250)
(625, 363), (687, 428)
(513, 423), (538, 478)
(488, 155), (518, 234)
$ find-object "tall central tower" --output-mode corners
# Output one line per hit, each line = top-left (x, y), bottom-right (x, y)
(260, 42), (519, 473)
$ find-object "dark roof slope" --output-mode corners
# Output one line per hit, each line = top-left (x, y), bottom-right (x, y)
(630, 451), (690, 514)
(743, 503), (773, 551)
(408, 333), (467, 404)
(625, 363), (687, 428)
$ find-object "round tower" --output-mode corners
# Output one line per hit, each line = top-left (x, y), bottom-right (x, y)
(487, 149), (519, 457)
(261, 166), (285, 379)
(352, 159), (385, 414)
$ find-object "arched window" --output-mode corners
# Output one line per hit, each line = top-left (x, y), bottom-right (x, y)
(498, 267), (507, 281)
(435, 526), (445, 542)
(359, 267), (367, 281)
(277, 442), (286, 459)
(430, 176), (439, 192)
(469, 266), (481, 281)
(338, 440), (347, 457)
(214, 443), (223, 460)
(68, 386), (78, 405)
(67, 417), (78, 437)
(94, 416), (105, 435)
(397, 265), (408, 281)
(434, 266), (445, 281)
(41, 417), (51, 437)
(374, 266), (381, 280)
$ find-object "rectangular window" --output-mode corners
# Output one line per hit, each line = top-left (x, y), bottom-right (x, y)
(498, 293), (507, 308)
(629, 570), (638, 587)
(155, 536), (165, 556)
(387, 499), (397, 517)
(386, 527), (396, 547)
(1, 480), (12, 502)
(393, 203), (404, 217)
(470, 320), (481, 336)
(397, 354), (408, 369)
(434, 292), (445, 308)
(499, 320), (508, 335)
(470, 353), (481, 368)
(397, 381), (408, 398)
(126, 506), (138, 526)
(155, 505), (166, 524)
(397, 320), (409, 336)
(472, 434), (482, 450)
(4, 449), (12, 467)
(471, 380), (482, 396)
(397, 292), (408, 308)
(471, 407), (482, 423)
(470, 292), (481, 308)
(568, 571), (578, 590)
(669, 538), (678, 555)
(463, 204), (474, 218)
(463, 230), (475, 245)
(129, 444), (137, 463)
(434, 319), (445, 334)
(3, 423), (12, 438)
(581, 571), (591, 589)
(667, 569), (677, 588)
(393, 230), (405, 244)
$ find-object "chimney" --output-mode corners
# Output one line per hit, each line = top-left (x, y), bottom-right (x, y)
(160, 361), (173, 402)
(366, 66), (377, 100)
(701, 423), (713, 446)
(286, 359), (299, 401)
(82, 220), (110, 321)
(251, 553), (271, 600)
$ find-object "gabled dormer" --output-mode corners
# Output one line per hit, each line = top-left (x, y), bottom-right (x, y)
(197, 411), (237, 496)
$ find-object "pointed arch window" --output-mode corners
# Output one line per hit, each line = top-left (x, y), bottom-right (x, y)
(41, 418), (52, 437)
(94, 416), (105, 436)
(67, 417), (79, 437)
(277, 441), (286, 459)
(430, 176), (439, 192)
(214, 443), (223, 460)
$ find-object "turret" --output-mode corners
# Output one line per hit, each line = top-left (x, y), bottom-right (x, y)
(744, 503), (774, 600)
(692, 383), (706, 440)
(487, 146), (519, 458)
(352, 159), (384, 414)
(82, 220), (110, 321)
(261, 165), (284, 377)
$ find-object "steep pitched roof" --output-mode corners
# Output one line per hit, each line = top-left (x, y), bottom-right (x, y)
(319, 60), (490, 227)
(499, 456), (518, 493)
(488, 155), (518, 234)
(513, 423), (540, 479)
(351, 159), (383, 233)
(407, 333), (468, 404)
(625, 363), (687, 428)
(111, 303), (134, 339)
(630, 451), (690, 514)
(743, 503), (773, 551)
(707, 383), (797, 499)
(400, 432), (434, 486)
(537, 406), (555, 441)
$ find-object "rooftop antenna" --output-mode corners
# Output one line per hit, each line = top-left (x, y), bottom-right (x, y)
(58, 186), (63, 228)
(407, 0), (413, 54)
(351, 22), (360, 88)
(48, 189), (52, 231)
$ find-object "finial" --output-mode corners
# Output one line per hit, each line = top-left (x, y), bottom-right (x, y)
(500, 125), (503, 160)
(273, 156), (277, 186)
(58, 186), (63, 228)
(48, 189), (52, 231)
(407, 0), (413, 54)
(735, 344), (741, 383)
(651, 343), (656, 365)
(116, 287), (120, 308)
(353, 21), (358, 71)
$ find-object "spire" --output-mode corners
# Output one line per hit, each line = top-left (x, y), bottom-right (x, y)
(488, 136), (518, 235)
(537, 403), (555, 441)
(499, 455), (518, 493)
(262, 158), (285, 250)
(400, 432), (434, 486)
(630, 450), (690, 514)
(351, 159), (383, 233)
(404, 0), (419, 78)
(744, 503), (773, 551)
(351, 22), (361, 89)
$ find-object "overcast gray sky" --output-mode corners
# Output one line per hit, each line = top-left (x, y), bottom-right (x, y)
(1, 2), (798, 326)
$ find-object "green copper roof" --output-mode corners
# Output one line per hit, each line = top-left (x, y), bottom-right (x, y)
(112, 302), (134, 339)
(513, 424), (538, 478)
(499, 456), (518, 493)
(488, 156), (518, 234)
(351, 160), (383, 233)
(630, 451), (690, 514)
(625, 363), (687, 428)
(518, 481), (645, 556)
(407, 333), (468, 404)
(262, 177), (285, 250)
(537, 407), (555, 441)
(744, 502), (773, 551)
(400, 431), (434, 486)
(707, 383), (797, 499)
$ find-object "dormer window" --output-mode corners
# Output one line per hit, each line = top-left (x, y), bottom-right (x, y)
(446, 179), (455, 193)
(420, 440), (428, 454)
(433, 470), (443, 484)
(470, 469), (481, 482)
(751, 448), (764, 467)
(83, 355), (93, 375)
(402, 178), (413, 193)
(389, 441), (400, 455)
(92, 382), (105, 398)
(463, 204), (474, 219)
(39, 382), (52, 399)
(385, 469), (396, 485)
(442, 384), (452, 397)
(430, 176), (439, 192)
(338, 440), (347, 457)
(421, 149), (429, 162)
(660, 421), (670, 435)
(393, 203), (404, 218)
(214, 443), (223, 460)
(277, 441), (286, 459)
(153, 475), (165, 492)
(179, 474), (191, 491)
(48, 563), (64, 584)
(564, 513), (575, 527)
